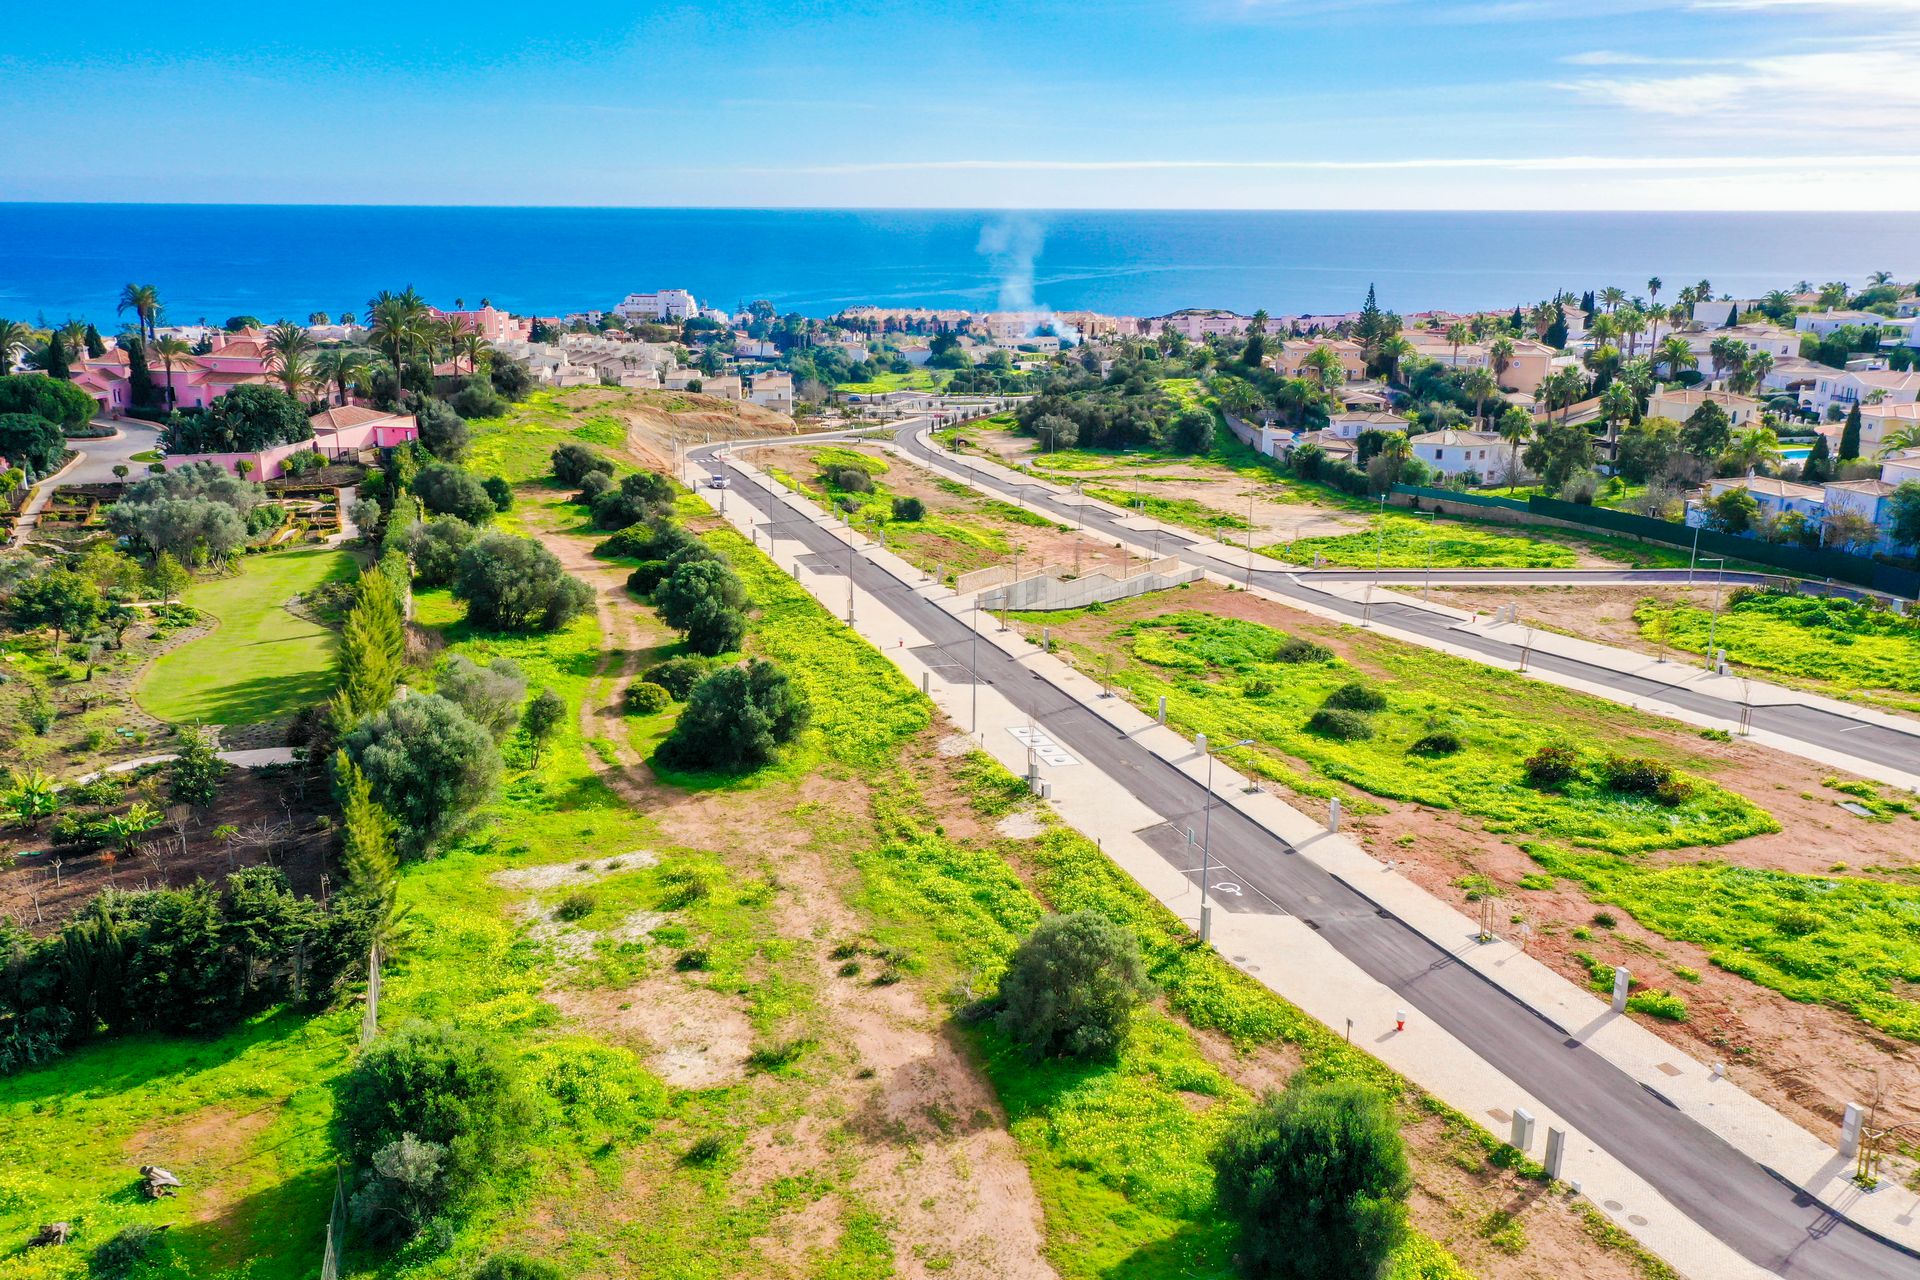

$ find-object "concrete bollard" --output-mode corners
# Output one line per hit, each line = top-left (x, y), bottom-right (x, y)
(1195, 732), (1207, 756)
(921, 671), (929, 695)
(1510, 1109), (1536, 1154)
(1544, 1127), (1565, 1180)
(1841, 1102), (1864, 1158)
(1157, 695), (1167, 725)
(1611, 966), (1631, 1014)
(1327, 796), (1341, 833)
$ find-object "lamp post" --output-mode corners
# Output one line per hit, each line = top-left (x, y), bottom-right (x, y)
(1700, 555), (1727, 670)
(1200, 737), (1256, 944)
(1415, 509), (1438, 603)
(1245, 494), (1256, 589)
(845, 508), (856, 624)
(969, 602), (980, 734)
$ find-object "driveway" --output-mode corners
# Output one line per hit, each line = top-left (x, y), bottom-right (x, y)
(65, 418), (164, 484)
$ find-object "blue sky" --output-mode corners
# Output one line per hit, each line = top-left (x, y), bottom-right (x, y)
(3, 0), (1917, 208)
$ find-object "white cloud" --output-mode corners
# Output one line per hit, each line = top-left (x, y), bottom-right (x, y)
(1557, 42), (1920, 122)
(735, 153), (1920, 175)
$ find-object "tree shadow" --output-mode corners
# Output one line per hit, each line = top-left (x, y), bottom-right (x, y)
(0, 1007), (335, 1107)
(160, 1160), (333, 1275)
(1107, 1219), (1235, 1279)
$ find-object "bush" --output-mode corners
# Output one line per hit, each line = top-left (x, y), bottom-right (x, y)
(336, 1022), (535, 1242)
(448, 377), (508, 421)
(596, 522), (671, 560)
(1324, 681), (1386, 712)
(0, 373), (98, 434)
(341, 694), (502, 857)
(826, 465), (873, 493)
(1306, 708), (1373, 740)
(483, 475), (514, 512)
(891, 496), (926, 521)
(592, 471), (676, 531)
(162, 383), (310, 453)
(436, 654), (528, 740)
(0, 412), (66, 476)
(1775, 906), (1823, 937)
(1408, 730), (1463, 756)
(1627, 989), (1689, 1021)
(1213, 1080), (1411, 1280)
(406, 517), (478, 587)
(1273, 636), (1333, 664)
(474, 1254), (565, 1280)
(643, 657), (711, 700)
(1599, 754), (1692, 806)
(454, 533), (593, 632)
(655, 659), (808, 771)
(1523, 745), (1581, 787)
(626, 560), (670, 594)
(683, 600), (747, 656)
(551, 442), (611, 487)
(554, 891), (593, 922)
(414, 397), (470, 461)
(656, 560), (745, 631)
(577, 469), (613, 502)
(490, 355), (535, 402)
(624, 680), (672, 714)
(995, 911), (1152, 1060)
(90, 1224), (163, 1280)
(414, 463), (497, 524)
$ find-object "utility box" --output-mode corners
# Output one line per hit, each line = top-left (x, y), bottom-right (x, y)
(1544, 1127), (1566, 1180)
(1510, 1109), (1536, 1154)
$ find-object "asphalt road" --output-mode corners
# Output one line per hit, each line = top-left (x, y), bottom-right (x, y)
(693, 435), (1919, 1280)
(887, 422), (1920, 779)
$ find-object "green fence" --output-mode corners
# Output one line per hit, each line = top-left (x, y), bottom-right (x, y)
(1394, 485), (1920, 598)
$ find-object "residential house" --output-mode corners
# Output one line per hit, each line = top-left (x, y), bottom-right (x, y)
(1270, 338), (1367, 383)
(747, 371), (794, 415)
(733, 337), (780, 360)
(431, 305), (529, 343)
(1795, 309), (1889, 337)
(1648, 387), (1763, 428)
(1691, 475), (1826, 524)
(1861, 401), (1920, 456)
(1323, 411), (1407, 440)
(1410, 429), (1508, 482)
(156, 404), (418, 482)
(72, 329), (273, 418)
(1153, 309), (1248, 340)
(1802, 368), (1920, 418)
(612, 290), (699, 322)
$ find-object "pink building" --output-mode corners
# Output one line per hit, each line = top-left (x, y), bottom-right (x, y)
(430, 305), (530, 343)
(159, 405), (418, 481)
(72, 330), (273, 417)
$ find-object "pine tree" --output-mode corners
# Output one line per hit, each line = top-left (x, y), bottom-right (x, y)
(1802, 432), (1831, 484)
(334, 750), (399, 928)
(1839, 403), (1862, 461)
(84, 324), (105, 358)
(332, 568), (406, 728)
(1355, 284), (1385, 347)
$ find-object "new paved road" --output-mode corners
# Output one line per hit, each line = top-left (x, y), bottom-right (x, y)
(695, 437), (1918, 1280)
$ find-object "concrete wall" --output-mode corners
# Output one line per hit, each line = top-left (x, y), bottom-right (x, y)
(980, 562), (1203, 612)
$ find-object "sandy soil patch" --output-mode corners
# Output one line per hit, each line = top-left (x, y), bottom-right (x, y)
(123, 1105), (278, 1226)
(548, 979), (754, 1089)
(491, 851), (656, 892)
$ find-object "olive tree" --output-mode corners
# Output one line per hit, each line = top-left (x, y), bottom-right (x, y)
(341, 693), (501, 857)
(453, 533), (593, 632)
(995, 911), (1151, 1060)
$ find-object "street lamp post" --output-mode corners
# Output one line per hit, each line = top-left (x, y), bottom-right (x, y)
(970, 602), (980, 733)
(1199, 737), (1255, 944)
(1245, 494), (1256, 589)
(845, 509), (856, 624)
(1700, 555), (1727, 670)
(1416, 510), (1438, 603)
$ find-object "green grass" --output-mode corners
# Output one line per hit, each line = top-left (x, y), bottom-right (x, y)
(1528, 843), (1920, 1040)
(838, 369), (945, 394)
(466, 389), (622, 484)
(1635, 591), (1920, 708)
(1027, 608), (1775, 855)
(1265, 512), (1579, 569)
(135, 548), (356, 725)
(1083, 483), (1251, 533)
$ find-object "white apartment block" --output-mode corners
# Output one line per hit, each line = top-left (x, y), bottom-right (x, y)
(613, 289), (700, 322)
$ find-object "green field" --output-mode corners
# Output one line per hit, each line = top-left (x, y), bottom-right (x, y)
(1635, 591), (1920, 710)
(136, 548), (356, 725)
(466, 388), (624, 484)
(838, 368), (945, 394)
(1029, 607), (1775, 855)
(1265, 512), (1580, 569)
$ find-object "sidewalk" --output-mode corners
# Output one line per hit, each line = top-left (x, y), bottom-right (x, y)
(699, 451), (1920, 1278)
(894, 427), (1920, 793)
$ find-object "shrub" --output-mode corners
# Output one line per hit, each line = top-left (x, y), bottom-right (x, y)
(1213, 1080), (1411, 1280)
(1408, 730), (1463, 756)
(490, 355), (534, 402)
(0, 373), (97, 433)
(454, 533), (593, 632)
(551, 442), (611, 487)
(161, 383), (310, 453)
(891, 496), (926, 521)
(414, 397), (469, 461)
(592, 471), (676, 531)
(596, 522), (670, 560)
(448, 377), (508, 422)
(406, 517), (478, 587)
(482, 475), (514, 512)
(643, 657), (711, 700)
(656, 560), (745, 632)
(414, 463), (497, 524)
(341, 694), (502, 857)
(336, 1022), (534, 1242)
(1627, 989), (1689, 1021)
(683, 601), (747, 657)
(655, 659), (808, 771)
(1775, 906), (1823, 937)
(169, 725), (228, 807)
(0, 412), (66, 476)
(473, 1254), (565, 1280)
(1324, 681), (1386, 712)
(995, 911), (1152, 1060)
(826, 465), (873, 493)
(436, 654), (528, 740)
(577, 469), (613, 502)
(623, 680), (672, 714)
(1306, 708), (1373, 740)
(1523, 745), (1581, 788)
(1598, 754), (1693, 806)
(90, 1224), (163, 1280)
(1591, 910), (1617, 928)
(1243, 678), (1274, 698)
(626, 560), (670, 594)
(554, 892), (593, 922)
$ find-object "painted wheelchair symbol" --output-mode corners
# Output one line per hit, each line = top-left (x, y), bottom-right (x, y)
(1211, 881), (1243, 897)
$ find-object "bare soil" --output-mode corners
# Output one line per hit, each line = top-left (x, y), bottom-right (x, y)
(1019, 579), (1920, 1142)
(550, 386), (798, 474)
(0, 762), (335, 933)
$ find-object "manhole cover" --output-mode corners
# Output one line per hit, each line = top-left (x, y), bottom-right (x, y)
(1603, 1200), (1623, 1211)
(1629, 1215), (1648, 1226)
(1656, 1062), (1683, 1077)
(1489, 1109), (1512, 1124)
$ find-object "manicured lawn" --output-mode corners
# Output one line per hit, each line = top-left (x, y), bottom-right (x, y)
(136, 548), (356, 725)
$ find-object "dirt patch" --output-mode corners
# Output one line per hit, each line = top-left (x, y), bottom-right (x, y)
(491, 851), (656, 891)
(122, 1105), (279, 1225)
(549, 979), (754, 1089)
(1, 761), (336, 934)
(547, 386), (798, 474)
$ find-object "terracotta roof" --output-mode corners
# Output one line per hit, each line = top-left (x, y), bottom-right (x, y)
(310, 404), (400, 431)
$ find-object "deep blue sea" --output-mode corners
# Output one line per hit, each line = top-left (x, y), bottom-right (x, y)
(2, 205), (1915, 326)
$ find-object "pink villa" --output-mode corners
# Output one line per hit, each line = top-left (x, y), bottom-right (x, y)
(73, 330), (274, 417)
(158, 405), (418, 481)
(431, 305), (530, 343)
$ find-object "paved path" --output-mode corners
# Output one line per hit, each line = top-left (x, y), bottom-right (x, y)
(76, 748), (299, 784)
(64, 418), (163, 484)
(690, 433), (1920, 1280)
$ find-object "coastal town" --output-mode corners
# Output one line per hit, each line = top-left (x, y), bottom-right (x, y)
(5, 265), (1920, 1280)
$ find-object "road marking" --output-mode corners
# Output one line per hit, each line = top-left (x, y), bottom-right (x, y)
(1009, 725), (1077, 766)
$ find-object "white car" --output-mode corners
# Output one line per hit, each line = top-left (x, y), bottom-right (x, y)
(708, 474), (730, 489)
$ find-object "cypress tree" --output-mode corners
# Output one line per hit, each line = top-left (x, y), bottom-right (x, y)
(1725, 304), (1738, 327)
(334, 751), (399, 930)
(1839, 403), (1862, 461)
(1801, 432), (1831, 484)
(43, 332), (69, 379)
(1509, 305), (1525, 332)
(126, 336), (157, 408)
(1545, 303), (1569, 349)
(84, 324), (105, 358)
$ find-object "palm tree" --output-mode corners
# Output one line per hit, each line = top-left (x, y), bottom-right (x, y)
(1488, 334), (1516, 387)
(1870, 270), (1894, 287)
(1601, 286), (1626, 313)
(457, 330), (489, 376)
(315, 347), (373, 406)
(1695, 279), (1712, 301)
(1599, 382), (1637, 447)
(1707, 336), (1743, 383)
(1460, 366), (1497, 425)
(1526, 302), (1555, 340)
(263, 323), (316, 399)
(1819, 281), (1850, 308)
(1734, 350), (1774, 396)
(1645, 302), (1670, 352)
(1377, 429), (1413, 487)
(1615, 305), (1645, 359)
(368, 289), (430, 379)
(1656, 335), (1695, 380)
(1587, 313), (1616, 351)
(0, 318), (29, 374)
(1877, 424), (1920, 457)
(56, 319), (89, 354)
(1646, 277), (1662, 302)
(1303, 344), (1345, 393)
(1726, 427), (1782, 475)
(1446, 321), (1471, 367)
(150, 336), (193, 407)
(117, 283), (163, 342)
(1496, 404), (1534, 491)
(1540, 367), (1587, 425)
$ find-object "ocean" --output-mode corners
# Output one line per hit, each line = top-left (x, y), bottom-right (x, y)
(1, 205), (1915, 327)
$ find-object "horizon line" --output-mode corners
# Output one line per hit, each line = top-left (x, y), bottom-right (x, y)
(2, 200), (1917, 215)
